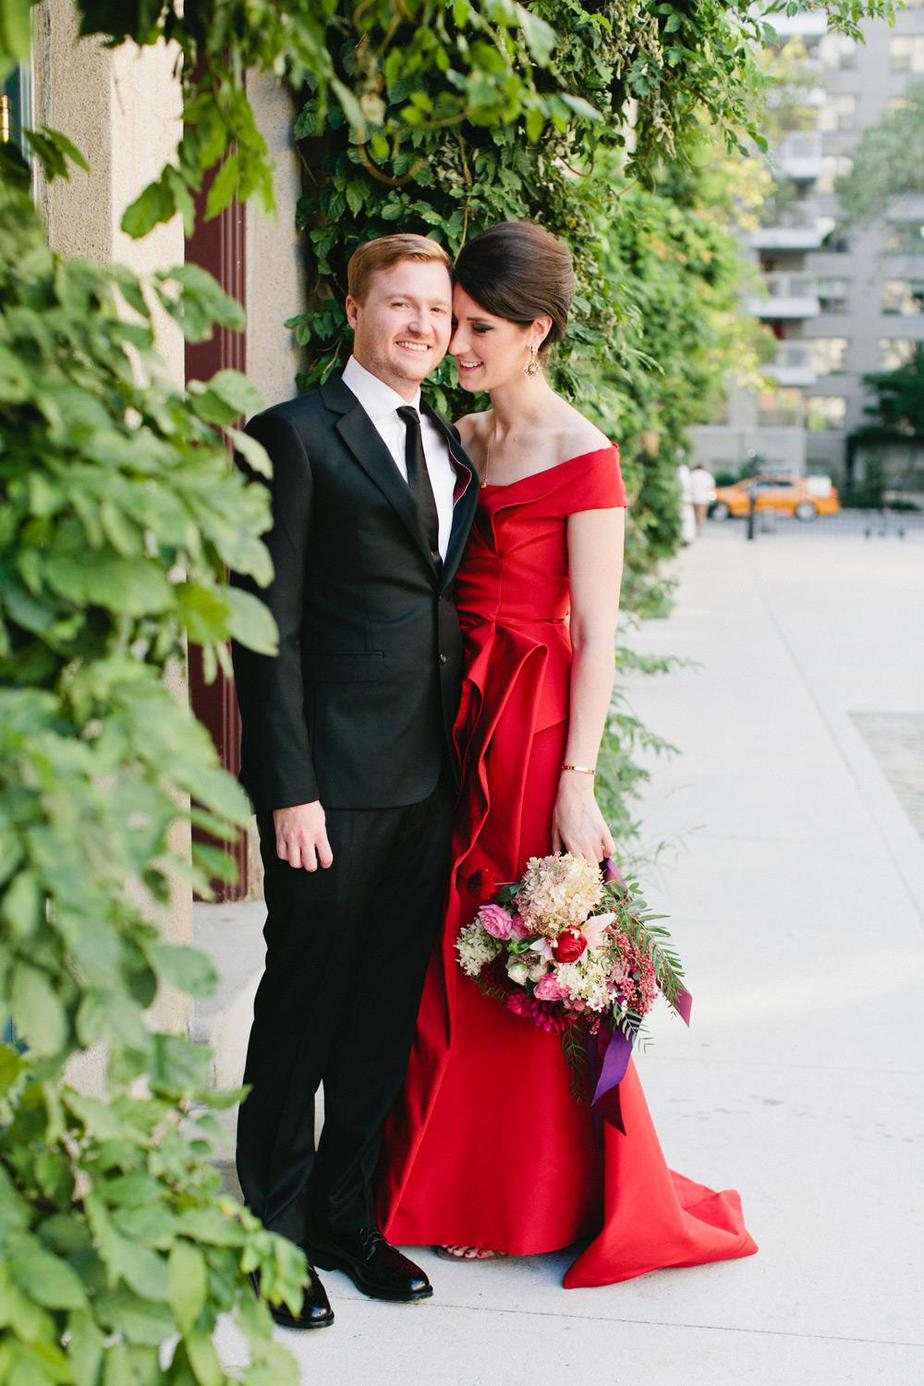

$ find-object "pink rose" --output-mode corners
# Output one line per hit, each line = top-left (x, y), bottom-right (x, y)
(509, 912), (530, 940)
(534, 973), (572, 1003)
(478, 903), (515, 940)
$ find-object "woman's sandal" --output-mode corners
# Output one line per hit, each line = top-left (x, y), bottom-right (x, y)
(434, 1245), (509, 1261)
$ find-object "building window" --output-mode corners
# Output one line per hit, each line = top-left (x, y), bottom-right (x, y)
(890, 36), (924, 73)
(884, 222), (924, 254)
(821, 222), (850, 253)
(1, 66), (29, 154)
(820, 33), (857, 70)
(806, 397), (847, 431)
(882, 278), (924, 314)
(818, 155), (853, 195)
(819, 94), (856, 133)
(817, 278), (849, 312)
(878, 339), (919, 369)
(757, 389), (804, 428)
(809, 338), (848, 375)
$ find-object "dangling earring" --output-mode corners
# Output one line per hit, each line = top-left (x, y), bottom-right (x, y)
(525, 342), (540, 377)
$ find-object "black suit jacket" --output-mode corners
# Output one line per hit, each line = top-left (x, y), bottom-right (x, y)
(230, 370), (480, 813)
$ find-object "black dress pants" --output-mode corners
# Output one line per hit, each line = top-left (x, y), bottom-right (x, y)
(236, 773), (453, 1244)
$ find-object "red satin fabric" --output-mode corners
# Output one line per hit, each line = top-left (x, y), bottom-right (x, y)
(377, 447), (757, 1285)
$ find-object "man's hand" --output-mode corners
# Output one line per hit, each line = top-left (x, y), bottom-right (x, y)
(273, 801), (333, 871)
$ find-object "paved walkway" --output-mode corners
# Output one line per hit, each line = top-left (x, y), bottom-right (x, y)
(208, 520), (924, 1384)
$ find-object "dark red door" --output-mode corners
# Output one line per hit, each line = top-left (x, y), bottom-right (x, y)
(185, 177), (250, 900)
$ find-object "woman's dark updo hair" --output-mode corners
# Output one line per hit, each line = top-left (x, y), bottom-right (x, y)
(453, 220), (574, 354)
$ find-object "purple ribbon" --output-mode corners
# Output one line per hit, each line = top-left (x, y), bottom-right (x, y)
(674, 987), (693, 1025)
(602, 856), (624, 885)
(590, 1027), (632, 1134)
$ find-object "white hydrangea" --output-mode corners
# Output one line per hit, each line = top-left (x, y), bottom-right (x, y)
(516, 853), (603, 937)
(456, 921), (501, 978)
(555, 951), (614, 1013)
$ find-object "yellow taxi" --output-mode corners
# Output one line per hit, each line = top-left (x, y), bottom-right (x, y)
(711, 474), (841, 522)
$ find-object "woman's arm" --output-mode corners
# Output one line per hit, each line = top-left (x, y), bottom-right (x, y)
(552, 505), (626, 862)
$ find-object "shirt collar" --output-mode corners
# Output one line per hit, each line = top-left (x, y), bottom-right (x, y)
(341, 355), (421, 422)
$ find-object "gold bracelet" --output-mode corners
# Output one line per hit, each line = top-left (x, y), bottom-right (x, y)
(561, 763), (595, 776)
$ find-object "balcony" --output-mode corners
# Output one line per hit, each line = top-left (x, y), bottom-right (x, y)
(765, 342), (817, 387)
(750, 220), (826, 252)
(776, 134), (823, 182)
(748, 273), (820, 320)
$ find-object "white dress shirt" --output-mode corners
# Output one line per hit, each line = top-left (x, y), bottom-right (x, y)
(341, 355), (456, 560)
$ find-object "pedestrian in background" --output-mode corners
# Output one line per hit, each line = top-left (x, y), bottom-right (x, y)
(690, 463), (715, 534)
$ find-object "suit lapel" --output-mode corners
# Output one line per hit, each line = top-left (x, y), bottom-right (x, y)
(322, 372), (435, 570)
(422, 400), (480, 590)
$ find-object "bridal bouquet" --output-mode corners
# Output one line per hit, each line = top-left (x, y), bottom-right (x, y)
(457, 854), (691, 1121)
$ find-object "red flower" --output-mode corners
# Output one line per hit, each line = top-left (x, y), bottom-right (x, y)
(552, 930), (588, 963)
(465, 868), (497, 902)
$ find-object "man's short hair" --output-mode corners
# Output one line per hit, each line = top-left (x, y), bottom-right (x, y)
(347, 234), (451, 302)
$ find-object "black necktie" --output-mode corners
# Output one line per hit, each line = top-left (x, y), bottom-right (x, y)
(396, 405), (441, 565)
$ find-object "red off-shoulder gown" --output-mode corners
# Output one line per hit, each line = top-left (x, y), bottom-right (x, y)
(377, 446), (757, 1286)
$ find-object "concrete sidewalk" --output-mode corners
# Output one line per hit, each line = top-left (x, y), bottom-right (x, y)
(206, 522), (924, 1384)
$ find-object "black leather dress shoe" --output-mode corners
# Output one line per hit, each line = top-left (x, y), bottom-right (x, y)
(250, 1266), (334, 1329)
(309, 1226), (433, 1303)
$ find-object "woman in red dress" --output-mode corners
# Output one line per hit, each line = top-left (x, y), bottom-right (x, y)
(377, 222), (757, 1286)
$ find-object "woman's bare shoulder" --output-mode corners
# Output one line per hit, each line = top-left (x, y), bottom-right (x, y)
(557, 413), (612, 460)
(454, 410), (491, 448)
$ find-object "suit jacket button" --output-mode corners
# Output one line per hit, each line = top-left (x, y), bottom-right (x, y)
(439, 652), (447, 665)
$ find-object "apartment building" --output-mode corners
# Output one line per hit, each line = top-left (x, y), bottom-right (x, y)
(693, 4), (924, 485)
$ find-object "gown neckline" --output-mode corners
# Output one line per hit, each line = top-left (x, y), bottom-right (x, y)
(479, 444), (617, 491)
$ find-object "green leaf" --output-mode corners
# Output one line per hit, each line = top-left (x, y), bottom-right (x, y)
(149, 944), (218, 998)
(205, 153), (240, 220)
(1, 870), (42, 937)
(24, 126), (90, 181)
(94, 1287), (175, 1346)
(174, 1207), (242, 1248)
(0, 1044), (24, 1099)
(225, 586), (277, 656)
(0, 0), (35, 66)
(83, 558), (173, 616)
(203, 369), (263, 420)
(559, 93), (603, 122)
(10, 963), (68, 1057)
(515, 5), (557, 65)
(8, 1233), (89, 1310)
(155, 262), (245, 342)
(0, 342), (32, 401)
(121, 176), (176, 239)
(149, 1034), (212, 1096)
(66, 1311), (105, 1386)
(176, 584), (231, 644)
(168, 1241), (208, 1335)
(185, 1331), (224, 1386)
(61, 1091), (126, 1142)
(228, 426), (271, 477)
(331, 77), (365, 131)
(76, 990), (149, 1051)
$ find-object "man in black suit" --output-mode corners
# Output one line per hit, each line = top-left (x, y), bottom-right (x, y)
(231, 234), (478, 1329)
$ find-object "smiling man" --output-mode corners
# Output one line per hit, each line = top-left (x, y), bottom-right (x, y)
(230, 234), (479, 1328)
